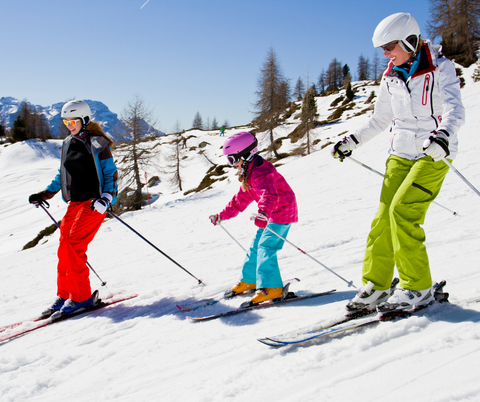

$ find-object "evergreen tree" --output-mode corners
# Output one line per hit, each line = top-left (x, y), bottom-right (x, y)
(301, 87), (318, 155)
(11, 115), (26, 142)
(342, 64), (352, 88)
(211, 117), (219, 130)
(293, 77), (305, 100)
(9, 100), (52, 141)
(192, 112), (203, 130)
(346, 82), (355, 102)
(472, 60), (480, 82)
(0, 114), (7, 138)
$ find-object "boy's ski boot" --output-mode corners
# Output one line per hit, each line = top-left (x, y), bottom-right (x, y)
(40, 296), (67, 318)
(51, 290), (100, 321)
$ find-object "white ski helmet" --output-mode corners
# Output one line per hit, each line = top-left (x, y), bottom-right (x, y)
(61, 100), (91, 125)
(372, 12), (421, 54)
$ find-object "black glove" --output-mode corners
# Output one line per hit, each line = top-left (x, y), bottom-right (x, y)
(29, 193), (50, 208)
(331, 136), (357, 161)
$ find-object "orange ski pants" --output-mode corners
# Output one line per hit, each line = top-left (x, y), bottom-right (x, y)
(57, 201), (105, 302)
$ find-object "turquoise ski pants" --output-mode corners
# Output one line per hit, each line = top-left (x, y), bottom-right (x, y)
(362, 155), (450, 291)
(240, 223), (292, 289)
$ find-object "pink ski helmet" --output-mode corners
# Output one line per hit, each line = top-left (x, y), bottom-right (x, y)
(223, 132), (258, 166)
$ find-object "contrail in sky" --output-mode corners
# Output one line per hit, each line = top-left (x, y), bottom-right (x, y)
(140, 0), (150, 9)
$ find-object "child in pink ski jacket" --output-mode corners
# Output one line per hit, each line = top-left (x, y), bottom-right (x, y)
(209, 132), (298, 304)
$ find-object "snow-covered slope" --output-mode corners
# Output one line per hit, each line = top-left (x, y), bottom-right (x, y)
(1, 70), (480, 402)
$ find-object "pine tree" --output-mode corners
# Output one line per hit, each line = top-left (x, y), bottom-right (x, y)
(301, 87), (318, 155)
(293, 77), (305, 100)
(346, 82), (355, 102)
(342, 64), (352, 88)
(11, 115), (26, 142)
(192, 112), (203, 130)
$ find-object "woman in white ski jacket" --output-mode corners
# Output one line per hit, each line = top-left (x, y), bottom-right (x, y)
(331, 12), (465, 313)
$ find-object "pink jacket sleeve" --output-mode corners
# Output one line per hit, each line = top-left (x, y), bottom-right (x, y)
(219, 187), (255, 221)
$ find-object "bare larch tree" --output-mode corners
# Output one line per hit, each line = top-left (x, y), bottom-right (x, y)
(118, 95), (157, 210)
(428, 0), (480, 66)
(254, 46), (290, 159)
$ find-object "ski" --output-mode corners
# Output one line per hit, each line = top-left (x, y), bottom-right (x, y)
(186, 289), (336, 322)
(0, 293), (138, 343)
(257, 277), (401, 346)
(176, 278), (300, 311)
(257, 310), (373, 347)
(258, 281), (448, 347)
(466, 297), (480, 304)
(0, 315), (49, 334)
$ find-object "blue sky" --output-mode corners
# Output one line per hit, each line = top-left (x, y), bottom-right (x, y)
(1, 0), (431, 133)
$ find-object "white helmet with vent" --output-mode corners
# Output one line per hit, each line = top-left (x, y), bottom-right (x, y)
(61, 100), (91, 125)
(372, 12), (421, 54)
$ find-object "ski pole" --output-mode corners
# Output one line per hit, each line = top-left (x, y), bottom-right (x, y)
(218, 222), (247, 253)
(36, 203), (107, 286)
(252, 214), (356, 288)
(107, 211), (205, 286)
(348, 157), (458, 216)
(442, 158), (480, 198)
